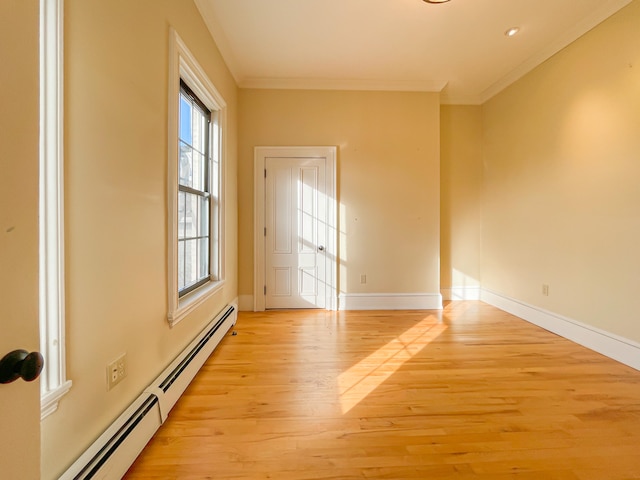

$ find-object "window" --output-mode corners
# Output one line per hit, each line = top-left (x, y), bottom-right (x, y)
(178, 81), (213, 296)
(168, 30), (225, 326)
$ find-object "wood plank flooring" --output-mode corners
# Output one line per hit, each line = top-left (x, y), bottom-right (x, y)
(125, 302), (640, 479)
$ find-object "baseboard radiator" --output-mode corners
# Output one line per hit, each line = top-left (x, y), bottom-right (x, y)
(60, 304), (237, 480)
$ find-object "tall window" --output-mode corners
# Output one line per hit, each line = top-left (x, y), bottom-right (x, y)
(178, 81), (212, 296)
(168, 30), (225, 326)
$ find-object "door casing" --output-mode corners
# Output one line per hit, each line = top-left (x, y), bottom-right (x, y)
(254, 146), (337, 311)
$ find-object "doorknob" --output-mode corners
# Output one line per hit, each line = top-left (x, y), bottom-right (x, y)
(318, 245), (325, 252)
(0, 350), (44, 384)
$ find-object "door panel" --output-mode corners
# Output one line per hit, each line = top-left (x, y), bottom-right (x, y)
(0, 0), (41, 477)
(265, 157), (326, 309)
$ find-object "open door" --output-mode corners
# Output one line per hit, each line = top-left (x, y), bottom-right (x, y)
(0, 0), (42, 477)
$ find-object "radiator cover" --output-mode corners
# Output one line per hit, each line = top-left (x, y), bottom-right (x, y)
(59, 303), (237, 480)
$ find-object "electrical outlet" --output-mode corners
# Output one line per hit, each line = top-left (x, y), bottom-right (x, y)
(360, 274), (367, 284)
(107, 353), (127, 390)
(542, 284), (549, 296)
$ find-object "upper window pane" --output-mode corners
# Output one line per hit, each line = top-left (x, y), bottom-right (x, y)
(179, 95), (192, 145)
(179, 84), (210, 193)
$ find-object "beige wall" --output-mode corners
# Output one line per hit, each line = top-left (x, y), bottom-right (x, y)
(238, 89), (441, 299)
(41, 1), (238, 478)
(0, 1), (41, 478)
(21, 0), (640, 475)
(482, 1), (640, 342)
(440, 106), (483, 294)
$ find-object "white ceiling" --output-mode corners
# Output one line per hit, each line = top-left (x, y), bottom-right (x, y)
(195, 0), (632, 104)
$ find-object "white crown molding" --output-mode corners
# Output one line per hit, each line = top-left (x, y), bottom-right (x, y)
(240, 77), (448, 93)
(480, 0), (633, 103)
(339, 293), (443, 311)
(481, 289), (640, 372)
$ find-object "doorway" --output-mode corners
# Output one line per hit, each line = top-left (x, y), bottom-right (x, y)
(254, 146), (337, 311)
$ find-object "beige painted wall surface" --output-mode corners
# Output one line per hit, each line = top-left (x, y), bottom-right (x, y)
(482, 1), (640, 342)
(0, 0), (41, 478)
(440, 105), (483, 294)
(41, 1), (238, 478)
(238, 89), (441, 299)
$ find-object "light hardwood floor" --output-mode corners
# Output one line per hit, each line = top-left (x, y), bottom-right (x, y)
(125, 302), (640, 479)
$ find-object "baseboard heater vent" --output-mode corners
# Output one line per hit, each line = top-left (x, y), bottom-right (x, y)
(60, 303), (237, 480)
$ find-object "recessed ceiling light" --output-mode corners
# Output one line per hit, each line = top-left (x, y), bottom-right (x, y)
(423, 0), (450, 3)
(505, 27), (520, 37)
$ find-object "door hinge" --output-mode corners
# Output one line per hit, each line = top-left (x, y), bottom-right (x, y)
(264, 285), (266, 295)
(264, 169), (267, 178)
(264, 227), (267, 236)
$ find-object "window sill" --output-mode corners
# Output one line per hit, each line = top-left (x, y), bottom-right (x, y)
(41, 380), (72, 420)
(168, 279), (225, 328)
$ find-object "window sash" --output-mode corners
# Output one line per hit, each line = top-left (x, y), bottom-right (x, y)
(178, 81), (212, 298)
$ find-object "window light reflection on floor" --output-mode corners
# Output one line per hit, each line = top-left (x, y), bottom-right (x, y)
(337, 316), (447, 414)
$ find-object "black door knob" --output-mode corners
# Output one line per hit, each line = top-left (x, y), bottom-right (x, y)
(0, 350), (44, 384)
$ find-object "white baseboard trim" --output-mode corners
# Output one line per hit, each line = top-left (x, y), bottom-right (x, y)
(442, 286), (481, 301)
(481, 289), (640, 372)
(238, 295), (253, 311)
(339, 293), (443, 311)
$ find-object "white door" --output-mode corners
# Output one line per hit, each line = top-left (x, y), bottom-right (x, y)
(265, 157), (327, 309)
(0, 0), (42, 476)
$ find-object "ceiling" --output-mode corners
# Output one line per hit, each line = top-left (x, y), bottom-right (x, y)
(194, 0), (632, 104)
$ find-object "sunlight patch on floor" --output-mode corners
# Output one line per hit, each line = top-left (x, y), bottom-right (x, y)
(337, 316), (447, 414)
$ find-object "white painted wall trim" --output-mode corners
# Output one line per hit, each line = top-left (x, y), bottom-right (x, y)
(441, 286), (481, 301)
(339, 293), (443, 311)
(481, 289), (640, 372)
(40, 0), (72, 419)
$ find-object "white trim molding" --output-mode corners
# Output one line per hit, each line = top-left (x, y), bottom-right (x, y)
(240, 77), (447, 93)
(254, 146), (338, 312)
(40, 0), (72, 419)
(481, 289), (640, 372)
(339, 293), (443, 311)
(167, 29), (227, 327)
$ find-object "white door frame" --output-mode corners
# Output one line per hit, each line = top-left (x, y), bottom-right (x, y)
(254, 146), (337, 311)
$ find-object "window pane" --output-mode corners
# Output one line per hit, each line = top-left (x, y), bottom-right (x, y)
(179, 95), (192, 145)
(199, 237), (209, 280)
(192, 107), (206, 154)
(185, 192), (198, 238)
(200, 196), (209, 236)
(178, 191), (186, 240)
(179, 142), (192, 187)
(191, 150), (205, 191)
(184, 239), (197, 288)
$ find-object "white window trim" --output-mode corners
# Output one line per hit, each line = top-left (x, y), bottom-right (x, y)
(167, 29), (226, 327)
(40, 0), (72, 419)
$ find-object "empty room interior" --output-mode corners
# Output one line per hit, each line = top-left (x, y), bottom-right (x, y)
(2, 0), (640, 478)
